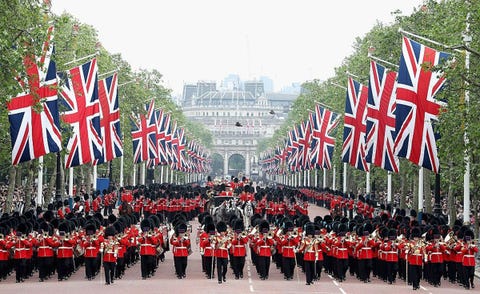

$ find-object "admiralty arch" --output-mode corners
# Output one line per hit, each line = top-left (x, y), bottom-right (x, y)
(181, 80), (298, 180)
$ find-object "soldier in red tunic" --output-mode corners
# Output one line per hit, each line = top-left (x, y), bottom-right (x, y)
(81, 223), (102, 280)
(6, 223), (32, 283)
(35, 222), (60, 282)
(101, 226), (118, 285)
(230, 219), (248, 280)
(170, 221), (191, 279)
(199, 222), (216, 279)
(138, 219), (159, 279)
(213, 221), (231, 284)
(279, 220), (299, 281)
(458, 229), (478, 289)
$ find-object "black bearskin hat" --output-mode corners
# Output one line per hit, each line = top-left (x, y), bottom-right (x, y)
(259, 220), (269, 234)
(305, 222), (315, 237)
(206, 223), (216, 235)
(104, 225), (116, 237)
(141, 219), (152, 232)
(216, 221), (227, 233)
(411, 227), (421, 239)
(85, 223), (96, 236)
(175, 222), (188, 236)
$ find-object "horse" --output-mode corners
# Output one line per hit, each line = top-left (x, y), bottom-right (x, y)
(212, 199), (243, 224)
(243, 200), (254, 228)
(118, 201), (133, 216)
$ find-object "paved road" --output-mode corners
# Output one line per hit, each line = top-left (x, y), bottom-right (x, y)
(1, 205), (478, 293)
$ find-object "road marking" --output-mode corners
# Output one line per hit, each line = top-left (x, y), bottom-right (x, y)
(339, 288), (347, 294)
(420, 286), (428, 291)
(333, 280), (339, 286)
(247, 259), (254, 292)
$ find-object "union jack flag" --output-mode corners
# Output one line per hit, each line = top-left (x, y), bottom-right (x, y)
(394, 37), (449, 173)
(309, 104), (340, 170)
(60, 58), (102, 168)
(130, 99), (157, 164)
(7, 26), (62, 165)
(170, 125), (186, 170)
(286, 128), (300, 172)
(366, 61), (399, 172)
(95, 73), (123, 165)
(342, 77), (369, 171)
(296, 120), (312, 170)
(149, 109), (169, 166)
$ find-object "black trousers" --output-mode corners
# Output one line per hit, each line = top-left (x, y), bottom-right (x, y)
(84, 257), (97, 279)
(304, 260), (315, 284)
(173, 256), (187, 277)
(37, 257), (53, 280)
(204, 256), (214, 278)
(15, 258), (27, 282)
(217, 257), (228, 282)
(57, 257), (73, 280)
(231, 256), (245, 278)
(141, 255), (155, 278)
(103, 261), (115, 284)
(257, 255), (271, 279)
(282, 256), (295, 279)
(409, 264), (422, 289)
(385, 261), (398, 283)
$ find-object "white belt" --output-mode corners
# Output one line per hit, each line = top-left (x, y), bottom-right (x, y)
(38, 246), (52, 249)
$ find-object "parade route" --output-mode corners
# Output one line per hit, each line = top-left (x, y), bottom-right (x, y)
(1, 204), (478, 294)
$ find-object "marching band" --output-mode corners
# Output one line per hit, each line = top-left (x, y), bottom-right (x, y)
(0, 183), (477, 291)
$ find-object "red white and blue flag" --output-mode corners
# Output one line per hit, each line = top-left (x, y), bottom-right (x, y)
(130, 99), (157, 164)
(96, 73), (123, 165)
(286, 128), (300, 172)
(394, 37), (449, 173)
(151, 109), (170, 166)
(309, 104), (340, 170)
(7, 26), (62, 165)
(366, 61), (399, 172)
(296, 120), (312, 170)
(60, 58), (102, 168)
(342, 77), (369, 172)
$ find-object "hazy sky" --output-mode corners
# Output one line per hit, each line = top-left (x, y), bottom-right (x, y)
(52, 0), (423, 95)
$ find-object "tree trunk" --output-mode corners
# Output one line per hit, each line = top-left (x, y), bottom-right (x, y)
(412, 171), (418, 212)
(400, 171), (406, 210)
(85, 165), (92, 196)
(424, 169), (432, 214)
(15, 164), (22, 188)
(5, 165), (17, 213)
(23, 161), (34, 213)
(46, 167), (56, 209)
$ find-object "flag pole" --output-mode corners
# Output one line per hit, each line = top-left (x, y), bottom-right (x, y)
(98, 69), (118, 79)
(63, 52), (99, 67)
(418, 167), (424, 214)
(132, 164), (136, 186)
(398, 28), (462, 53)
(36, 156), (44, 207)
(93, 164), (97, 191)
(366, 163), (371, 194)
(343, 162), (347, 194)
(387, 172), (392, 204)
(367, 54), (399, 69)
(323, 169), (327, 189)
(69, 168), (74, 197)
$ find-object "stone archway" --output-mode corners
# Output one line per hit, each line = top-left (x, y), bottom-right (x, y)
(227, 154), (245, 178)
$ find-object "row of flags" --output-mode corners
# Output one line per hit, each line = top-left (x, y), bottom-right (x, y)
(7, 26), (117, 169)
(131, 100), (210, 174)
(6, 26), (209, 174)
(260, 36), (449, 175)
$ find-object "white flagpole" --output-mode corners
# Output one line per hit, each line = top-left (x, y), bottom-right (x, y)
(63, 52), (99, 67)
(366, 164), (371, 194)
(165, 166), (169, 184)
(323, 169), (327, 188)
(69, 168), (74, 197)
(343, 162), (347, 193)
(418, 167), (424, 213)
(140, 162), (146, 185)
(170, 167), (174, 183)
(160, 165), (164, 183)
(36, 157), (44, 206)
(314, 169), (318, 187)
(93, 164), (97, 191)
(119, 156), (124, 187)
(387, 172), (392, 204)
(133, 164), (136, 186)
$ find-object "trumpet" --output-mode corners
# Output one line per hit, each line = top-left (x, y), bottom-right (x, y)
(182, 232), (190, 240)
